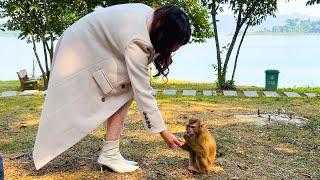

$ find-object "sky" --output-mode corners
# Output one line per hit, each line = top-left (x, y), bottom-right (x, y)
(219, 0), (320, 17)
(277, 0), (320, 17)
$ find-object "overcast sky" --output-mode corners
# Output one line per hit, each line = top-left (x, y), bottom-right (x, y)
(277, 0), (320, 17)
(220, 0), (320, 17)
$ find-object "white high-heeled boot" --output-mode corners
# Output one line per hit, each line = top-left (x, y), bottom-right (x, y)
(102, 139), (138, 165)
(98, 140), (139, 173)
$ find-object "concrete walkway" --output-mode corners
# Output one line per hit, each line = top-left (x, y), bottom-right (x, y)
(0, 89), (318, 98)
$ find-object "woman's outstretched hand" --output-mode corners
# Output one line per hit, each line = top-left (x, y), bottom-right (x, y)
(160, 130), (184, 148)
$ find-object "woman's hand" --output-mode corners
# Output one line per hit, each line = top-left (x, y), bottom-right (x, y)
(160, 131), (184, 148)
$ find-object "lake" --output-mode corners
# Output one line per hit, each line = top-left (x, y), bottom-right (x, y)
(0, 34), (319, 87)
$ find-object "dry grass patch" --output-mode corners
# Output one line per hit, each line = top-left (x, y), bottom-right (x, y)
(0, 95), (319, 179)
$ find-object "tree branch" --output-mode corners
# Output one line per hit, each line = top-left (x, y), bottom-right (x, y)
(231, 23), (249, 82)
(240, 0), (260, 26)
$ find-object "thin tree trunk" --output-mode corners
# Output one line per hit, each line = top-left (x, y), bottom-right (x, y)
(44, 39), (52, 81)
(211, 1), (223, 87)
(222, 27), (241, 79)
(42, 37), (50, 81)
(31, 34), (47, 88)
(231, 24), (249, 82)
(44, 38), (53, 64)
(222, 5), (243, 78)
(43, 0), (51, 83)
(50, 33), (54, 64)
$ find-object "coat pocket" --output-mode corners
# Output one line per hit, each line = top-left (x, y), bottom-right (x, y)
(92, 70), (113, 95)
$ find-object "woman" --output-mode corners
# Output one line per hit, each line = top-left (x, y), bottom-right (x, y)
(33, 3), (191, 173)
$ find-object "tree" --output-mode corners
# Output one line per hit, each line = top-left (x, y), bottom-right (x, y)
(201, 0), (277, 89)
(306, 0), (320, 5)
(0, 0), (90, 88)
(1, 0), (213, 89)
(93, 0), (214, 43)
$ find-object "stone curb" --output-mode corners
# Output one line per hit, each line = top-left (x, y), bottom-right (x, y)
(0, 90), (318, 98)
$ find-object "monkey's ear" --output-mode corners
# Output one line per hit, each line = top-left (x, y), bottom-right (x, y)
(200, 123), (206, 129)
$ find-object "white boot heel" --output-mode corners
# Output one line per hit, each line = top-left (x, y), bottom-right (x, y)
(98, 140), (139, 173)
(99, 165), (103, 173)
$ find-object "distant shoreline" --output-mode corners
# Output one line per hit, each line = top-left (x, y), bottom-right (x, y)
(225, 32), (320, 36)
(247, 32), (320, 36)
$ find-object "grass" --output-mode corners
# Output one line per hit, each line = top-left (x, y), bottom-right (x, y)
(0, 80), (320, 179)
(0, 80), (20, 92)
(0, 79), (47, 92)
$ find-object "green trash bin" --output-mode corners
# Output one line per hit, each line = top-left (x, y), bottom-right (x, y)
(265, 69), (279, 91)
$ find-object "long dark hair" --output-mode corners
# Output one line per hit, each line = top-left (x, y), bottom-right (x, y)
(150, 5), (191, 80)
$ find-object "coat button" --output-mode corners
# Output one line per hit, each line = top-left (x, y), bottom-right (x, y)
(147, 125), (152, 128)
(121, 84), (125, 88)
(101, 97), (105, 102)
(143, 112), (147, 115)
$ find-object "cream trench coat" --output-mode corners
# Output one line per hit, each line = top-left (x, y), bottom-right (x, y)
(33, 3), (166, 170)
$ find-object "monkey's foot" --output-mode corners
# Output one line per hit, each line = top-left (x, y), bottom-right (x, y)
(187, 166), (200, 174)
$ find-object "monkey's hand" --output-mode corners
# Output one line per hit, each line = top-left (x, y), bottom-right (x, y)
(183, 133), (190, 141)
(180, 142), (192, 151)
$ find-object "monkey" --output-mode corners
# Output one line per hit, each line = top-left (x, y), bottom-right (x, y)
(181, 118), (217, 174)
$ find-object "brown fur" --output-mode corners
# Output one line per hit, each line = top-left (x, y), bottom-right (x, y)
(181, 118), (217, 174)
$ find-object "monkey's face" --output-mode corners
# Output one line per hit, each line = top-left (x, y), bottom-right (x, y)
(186, 123), (197, 136)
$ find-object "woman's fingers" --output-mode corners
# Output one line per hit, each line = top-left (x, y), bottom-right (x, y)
(170, 144), (179, 148)
(160, 131), (185, 148)
(179, 141), (186, 147)
(173, 139), (184, 147)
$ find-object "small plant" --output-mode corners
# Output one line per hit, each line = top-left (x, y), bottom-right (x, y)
(308, 119), (320, 130)
(216, 80), (236, 90)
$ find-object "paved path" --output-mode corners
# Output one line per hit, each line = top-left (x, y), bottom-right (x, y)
(0, 90), (318, 98)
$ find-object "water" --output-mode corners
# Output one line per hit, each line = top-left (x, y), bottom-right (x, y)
(1, 35), (320, 87)
(170, 34), (320, 87)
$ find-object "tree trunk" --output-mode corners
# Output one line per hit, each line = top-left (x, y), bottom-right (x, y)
(222, 4), (243, 81)
(211, 1), (223, 88)
(50, 33), (54, 64)
(231, 24), (249, 82)
(31, 34), (48, 88)
(222, 25), (242, 78)
(44, 38), (52, 81)
(42, 37), (50, 81)
(43, 0), (51, 84)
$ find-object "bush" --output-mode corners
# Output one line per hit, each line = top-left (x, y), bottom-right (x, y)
(217, 80), (236, 90)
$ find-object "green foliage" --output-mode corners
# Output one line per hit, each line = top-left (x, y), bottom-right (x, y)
(306, 0), (320, 5)
(271, 19), (320, 33)
(98, 0), (214, 42)
(0, 0), (89, 43)
(309, 119), (320, 128)
(145, 0), (215, 42)
(0, 0), (213, 88)
(0, 0), (214, 44)
(201, 0), (277, 89)
(216, 79), (236, 90)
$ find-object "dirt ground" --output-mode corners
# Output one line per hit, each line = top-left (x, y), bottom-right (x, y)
(1, 95), (320, 179)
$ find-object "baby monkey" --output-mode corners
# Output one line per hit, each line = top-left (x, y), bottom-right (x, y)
(181, 118), (217, 174)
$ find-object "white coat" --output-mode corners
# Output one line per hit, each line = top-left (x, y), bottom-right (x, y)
(33, 3), (166, 170)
